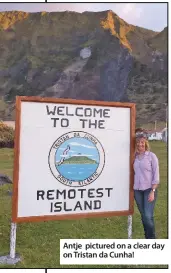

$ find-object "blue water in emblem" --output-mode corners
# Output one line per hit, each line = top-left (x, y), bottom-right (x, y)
(57, 164), (98, 181)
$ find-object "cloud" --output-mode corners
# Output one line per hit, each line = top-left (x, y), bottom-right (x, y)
(0, 3), (98, 13)
(69, 142), (96, 149)
(60, 154), (69, 158)
(72, 154), (94, 157)
(113, 3), (143, 22)
(59, 148), (76, 153)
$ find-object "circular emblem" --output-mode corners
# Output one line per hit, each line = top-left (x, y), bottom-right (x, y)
(48, 131), (105, 187)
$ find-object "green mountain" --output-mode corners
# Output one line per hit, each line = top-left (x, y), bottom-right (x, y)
(0, 10), (167, 124)
(60, 156), (98, 164)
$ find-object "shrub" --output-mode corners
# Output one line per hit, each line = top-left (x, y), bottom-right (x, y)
(0, 121), (14, 148)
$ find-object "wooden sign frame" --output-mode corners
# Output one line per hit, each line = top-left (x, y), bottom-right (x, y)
(12, 96), (135, 223)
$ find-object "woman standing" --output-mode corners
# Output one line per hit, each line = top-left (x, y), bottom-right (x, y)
(133, 128), (160, 239)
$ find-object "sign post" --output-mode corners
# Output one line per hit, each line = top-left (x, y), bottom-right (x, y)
(0, 222), (20, 265)
(0, 96), (135, 264)
(128, 215), (133, 239)
(9, 222), (17, 259)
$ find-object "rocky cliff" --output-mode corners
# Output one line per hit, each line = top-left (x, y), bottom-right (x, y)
(0, 10), (167, 124)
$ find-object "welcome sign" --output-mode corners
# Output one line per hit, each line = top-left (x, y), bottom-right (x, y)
(12, 97), (135, 223)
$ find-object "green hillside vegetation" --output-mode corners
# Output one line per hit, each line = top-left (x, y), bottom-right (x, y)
(147, 27), (167, 54)
(60, 155), (98, 164)
(0, 121), (14, 148)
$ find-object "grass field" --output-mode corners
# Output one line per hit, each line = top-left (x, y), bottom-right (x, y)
(0, 141), (168, 268)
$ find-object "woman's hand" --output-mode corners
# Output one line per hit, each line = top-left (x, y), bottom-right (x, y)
(148, 191), (155, 202)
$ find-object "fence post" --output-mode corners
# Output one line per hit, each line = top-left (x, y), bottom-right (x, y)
(128, 215), (132, 239)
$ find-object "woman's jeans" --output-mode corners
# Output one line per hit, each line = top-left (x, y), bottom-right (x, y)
(134, 188), (157, 239)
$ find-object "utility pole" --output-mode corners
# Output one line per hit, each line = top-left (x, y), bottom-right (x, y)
(154, 120), (157, 131)
(166, 104), (167, 129)
(165, 103), (167, 145)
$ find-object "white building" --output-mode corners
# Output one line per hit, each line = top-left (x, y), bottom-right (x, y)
(148, 131), (162, 141)
(162, 128), (167, 143)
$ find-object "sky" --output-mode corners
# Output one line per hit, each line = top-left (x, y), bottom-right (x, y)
(0, 3), (167, 32)
(56, 138), (99, 162)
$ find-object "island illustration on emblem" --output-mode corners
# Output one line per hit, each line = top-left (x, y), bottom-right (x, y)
(48, 131), (105, 187)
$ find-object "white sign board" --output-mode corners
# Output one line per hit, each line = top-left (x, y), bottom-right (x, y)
(12, 97), (135, 223)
